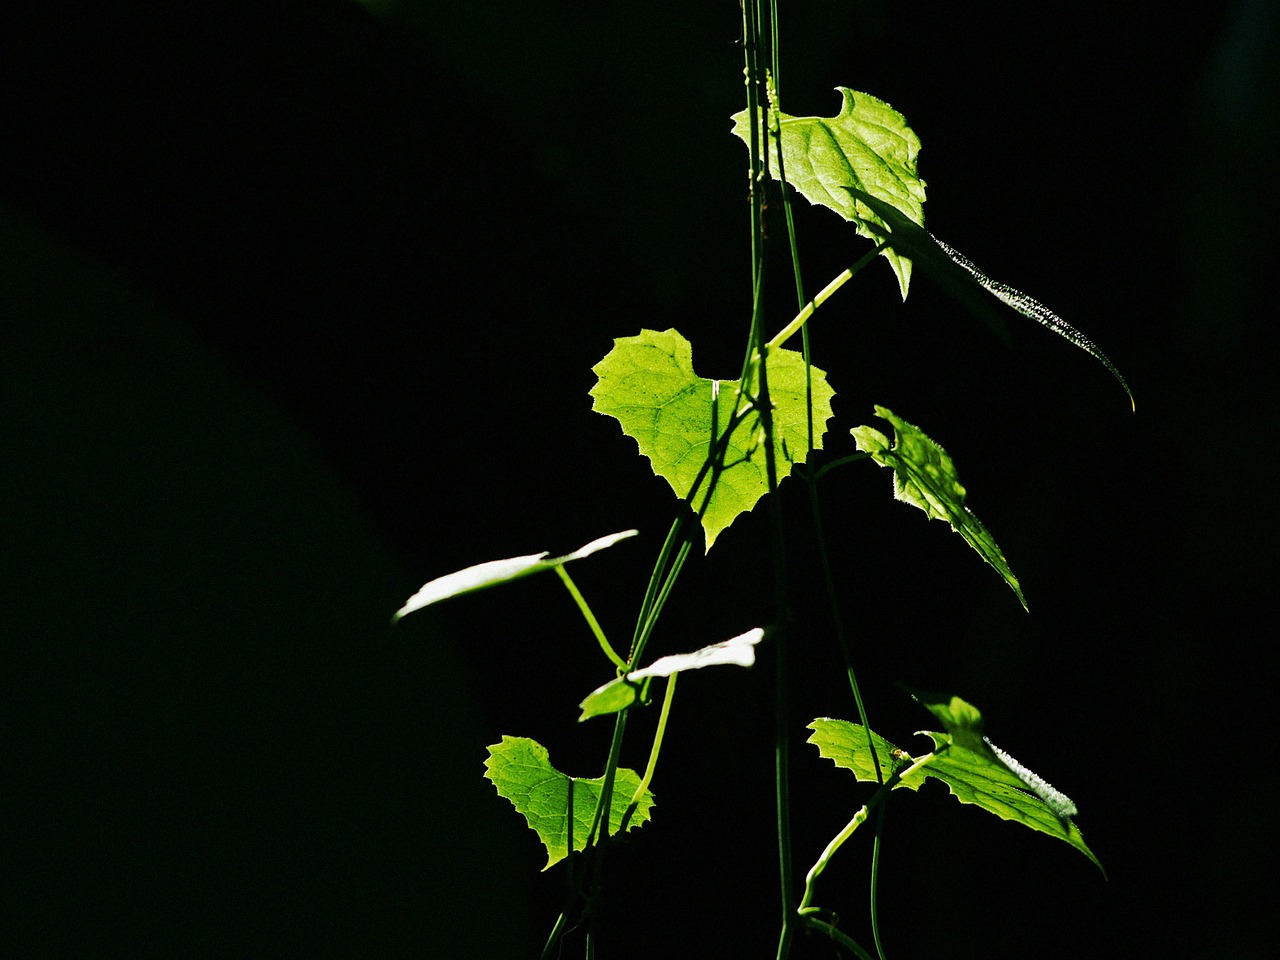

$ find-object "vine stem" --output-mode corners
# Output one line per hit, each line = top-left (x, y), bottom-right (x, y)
(739, 4), (797, 959)
(564, 396), (752, 958)
(801, 916), (877, 960)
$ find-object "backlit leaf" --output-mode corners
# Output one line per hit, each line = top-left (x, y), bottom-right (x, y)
(393, 530), (637, 620)
(732, 88), (926, 298)
(483, 736), (654, 870)
(591, 328), (834, 551)
(579, 627), (765, 720)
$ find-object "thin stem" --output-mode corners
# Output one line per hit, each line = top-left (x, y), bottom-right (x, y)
(556, 566), (627, 672)
(620, 673), (678, 831)
(801, 916), (877, 960)
(586, 711), (629, 849)
(797, 752), (936, 915)
(539, 911), (570, 960)
(631, 513), (687, 658)
(741, 5), (795, 958)
(766, 243), (886, 353)
(812, 452), (872, 483)
(764, 0), (808, 322)
(741, 0), (767, 365)
(806, 485), (877, 752)
(870, 805), (888, 960)
(632, 672), (677, 804)
(798, 805), (869, 915)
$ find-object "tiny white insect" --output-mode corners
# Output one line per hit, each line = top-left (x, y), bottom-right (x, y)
(984, 736), (1078, 821)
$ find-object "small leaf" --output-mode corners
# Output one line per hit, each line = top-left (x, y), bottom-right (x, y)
(842, 186), (1133, 409)
(579, 628), (765, 720)
(483, 736), (654, 871)
(912, 691), (987, 752)
(852, 405), (1026, 609)
(393, 530), (637, 620)
(731, 88), (926, 299)
(591, 329), (834, 551)
(577, 677), (646, 722)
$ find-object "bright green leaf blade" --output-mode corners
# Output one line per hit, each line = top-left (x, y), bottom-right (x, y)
(909, 690), (1079, 818)
(917, 729), (1103, 872)
(910, 691), (1101, 870)
(393, 530), (637, 620)
(483, 736), (654, 871)
(852, 405), (1026, 609)
(579, 628), (765, 721)
(806, 718), (928, 790)
(731, 88), (926, 299)
(912, 691), (988, 752)
(810, 703), (1104, 873)
(842, 186), (1133, 409)
(590, 329), (834, 551)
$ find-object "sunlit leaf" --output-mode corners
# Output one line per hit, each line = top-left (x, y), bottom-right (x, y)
(591, 328), (834, 551)
(393, 530), (637, 620)
(732, 88), (926, 298)
(906, 691), (1103, 872)
(579, 628), (765, 720)
(483, 736), (654, 870)
(851, 405), (1025, 609)
(807, 718), (928, 790)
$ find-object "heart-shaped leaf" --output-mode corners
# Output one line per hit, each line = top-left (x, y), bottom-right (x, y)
(484, 736), (654, 871)
(591, 328), (834, 551)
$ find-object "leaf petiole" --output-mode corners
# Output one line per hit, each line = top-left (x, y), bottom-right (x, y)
(621, 672), (677, 831)
(811, 451), (872, 483)
(556, 565), (627, 671)
(765, 242), (887, 353)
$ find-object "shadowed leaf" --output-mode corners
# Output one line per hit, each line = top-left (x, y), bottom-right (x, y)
(852, 406), (1025, 609)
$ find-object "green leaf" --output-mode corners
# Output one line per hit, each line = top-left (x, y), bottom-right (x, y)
(851, 405), (1026, 609)
(807, 718), (929, 790)
(807, 704), (1103, 873)
(579, 627), (765, 720)
(906, 692), (1104, 873)
(841, 186), (1133, 409)
(483, 736), (654, 871)
(393, 530), (637, 621)
(590, 328), (834, 551)
(731, 88), (927, 299)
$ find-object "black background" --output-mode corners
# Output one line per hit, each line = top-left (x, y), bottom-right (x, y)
(3, 1), (1276, 957)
